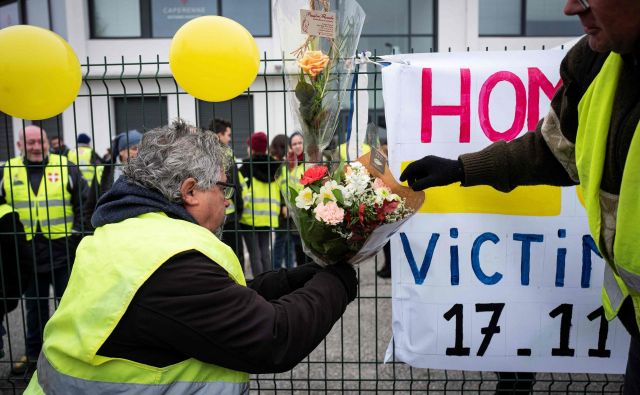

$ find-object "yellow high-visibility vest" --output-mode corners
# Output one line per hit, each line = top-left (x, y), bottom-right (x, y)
(68, 146), (97, 183)
(3, 154), (73, 240)
(575, 52), (640, 329)
(240, 176), (280, 228)
(25, 212), (249, 394)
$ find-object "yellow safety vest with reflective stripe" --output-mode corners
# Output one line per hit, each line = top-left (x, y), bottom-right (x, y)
(240, 177), (280, 228)
(25, 211), (249, 395)
(68, 146), (96, 183)
(339, 143), (370, 161)
(576, 52), (640, 329)
(226, 171), (247, 216)
(3, 155), (73, 241)
(278, 163), (305, 200)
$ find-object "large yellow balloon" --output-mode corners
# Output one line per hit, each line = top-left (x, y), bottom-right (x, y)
(169, 16), (260, 102)
(0, 25), (81, 120)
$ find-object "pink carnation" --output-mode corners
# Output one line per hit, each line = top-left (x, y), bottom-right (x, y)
(313, 201), (345, 225)
(373, 177), (388, 190)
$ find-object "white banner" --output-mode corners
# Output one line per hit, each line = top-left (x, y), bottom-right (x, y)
(382, 50), (629, 373)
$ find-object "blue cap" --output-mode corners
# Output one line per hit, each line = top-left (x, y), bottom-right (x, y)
(116, 129), (142, 152)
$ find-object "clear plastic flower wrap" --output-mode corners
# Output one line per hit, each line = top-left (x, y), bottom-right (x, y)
(274, 0), (365, 163)
(286, 150), (425, 266)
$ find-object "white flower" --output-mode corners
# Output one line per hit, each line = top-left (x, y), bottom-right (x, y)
(316, 180), (339, 204)
(345, 171), (369, 195)
(374, 186), (393, 205)
(295, 187), (316, 210)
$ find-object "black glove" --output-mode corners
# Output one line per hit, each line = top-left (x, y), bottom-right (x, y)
(325, 263), (358, 303)
(285, 263), (323, 290)
(399, 155), (463, 191)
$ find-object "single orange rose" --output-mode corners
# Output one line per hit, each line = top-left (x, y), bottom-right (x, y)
(298, 50), (330, 77)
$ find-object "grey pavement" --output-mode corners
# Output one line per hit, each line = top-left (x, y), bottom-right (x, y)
(0, 252), (624, 394)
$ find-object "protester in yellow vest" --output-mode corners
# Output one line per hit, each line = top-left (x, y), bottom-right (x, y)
(25, 119), (357, 394)
(208, 118), (246, 271)
(1, 125), (91, 376)
(239, 132), (281, 276)
(67, 133), (103, 184)
(400, 2), (640, 392)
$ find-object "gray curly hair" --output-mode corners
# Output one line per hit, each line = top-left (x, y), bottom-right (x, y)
(123, 118), (230, 203)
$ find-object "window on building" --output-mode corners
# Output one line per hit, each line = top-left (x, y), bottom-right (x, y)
(114, 96), (168, 136)
(90, 0), (271, 39)
(0, 1), (19, 29)
(197, 95), (254, 160)
(479, 0), (583, 37)
(0, 0), (67, 37)
(358, 0), (436, 55)
(0, 112), (14, 161)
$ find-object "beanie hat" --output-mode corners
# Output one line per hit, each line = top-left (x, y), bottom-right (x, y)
(77, 133), (91, 145)
(247, 132), (268, 154)
(116, 129), (143, 152)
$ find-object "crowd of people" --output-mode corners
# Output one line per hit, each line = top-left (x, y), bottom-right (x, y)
(17, 120), (357, 393)
(0, 119), (378, 380)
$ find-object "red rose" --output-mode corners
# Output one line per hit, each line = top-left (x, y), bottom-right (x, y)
(300, 166), (328, 185)
(358, 203), (366, 223)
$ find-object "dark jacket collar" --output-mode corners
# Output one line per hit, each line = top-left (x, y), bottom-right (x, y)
(91, 176), (196, 228)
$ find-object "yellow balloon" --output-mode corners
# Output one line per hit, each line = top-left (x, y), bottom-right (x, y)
(169, 16), (260, 102)
(0, 25), (81, 120)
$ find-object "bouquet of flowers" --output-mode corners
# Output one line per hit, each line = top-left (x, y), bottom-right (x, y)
(275, 0), (365, 163)
(288, 151), (424, 266)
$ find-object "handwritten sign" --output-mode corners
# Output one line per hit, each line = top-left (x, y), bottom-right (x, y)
(300, 9), (336, 38)
(382, 50), (629, 374)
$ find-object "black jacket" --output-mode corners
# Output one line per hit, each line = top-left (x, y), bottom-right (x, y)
(95, 177), (358, 373)
(0, 210), (33, 317)
(239, 154), (281, 189)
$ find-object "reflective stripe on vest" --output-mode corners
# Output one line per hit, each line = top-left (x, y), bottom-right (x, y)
(240, 178), (280, 227)
(3, 155), (74, 240)
(26, 212), (249, 394)
(575, 52), (640, 326)
(68, 146), (96, 183)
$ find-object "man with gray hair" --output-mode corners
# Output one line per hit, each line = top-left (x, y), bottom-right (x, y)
(26, 119), (357, 394)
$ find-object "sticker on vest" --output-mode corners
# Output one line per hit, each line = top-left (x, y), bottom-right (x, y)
(47, 172), (60, 183)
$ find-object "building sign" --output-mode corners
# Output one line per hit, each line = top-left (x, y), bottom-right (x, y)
(382, 50), (630, 373)
(151, 0), (216, 37)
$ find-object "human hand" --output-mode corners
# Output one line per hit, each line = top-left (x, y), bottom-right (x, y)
(399, 155), (463, 191)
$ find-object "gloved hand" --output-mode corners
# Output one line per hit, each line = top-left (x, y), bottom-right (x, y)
(286, 263), (323, 290)
(399, 155), (463, 191)
(325, 263), (358, 303)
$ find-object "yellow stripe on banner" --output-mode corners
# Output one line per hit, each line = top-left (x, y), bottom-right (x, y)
(401, 162), (561, 216)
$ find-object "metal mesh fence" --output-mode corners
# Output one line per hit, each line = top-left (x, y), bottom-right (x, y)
(0, 52), (626, 394)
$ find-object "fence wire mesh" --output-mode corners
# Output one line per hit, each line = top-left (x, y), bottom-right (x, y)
(0, 53), (625, 394)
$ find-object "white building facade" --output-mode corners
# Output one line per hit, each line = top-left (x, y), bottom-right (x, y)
(0, 0), (583, 159)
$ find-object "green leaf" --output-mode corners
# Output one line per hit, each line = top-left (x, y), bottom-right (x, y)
(309, 184), (320, 194)
(295, 80), (315, 104)
(288, 186), (299, 202)
(333, 189), (344, 205)
(332, 161), (346, 184)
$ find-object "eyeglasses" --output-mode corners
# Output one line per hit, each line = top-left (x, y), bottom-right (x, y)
(577, 0), (589, 10)
(216, 181), (235, 199)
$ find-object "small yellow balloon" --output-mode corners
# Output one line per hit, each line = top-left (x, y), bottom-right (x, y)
(0, 25), (81, 120)
(169, 16), (260, 102)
